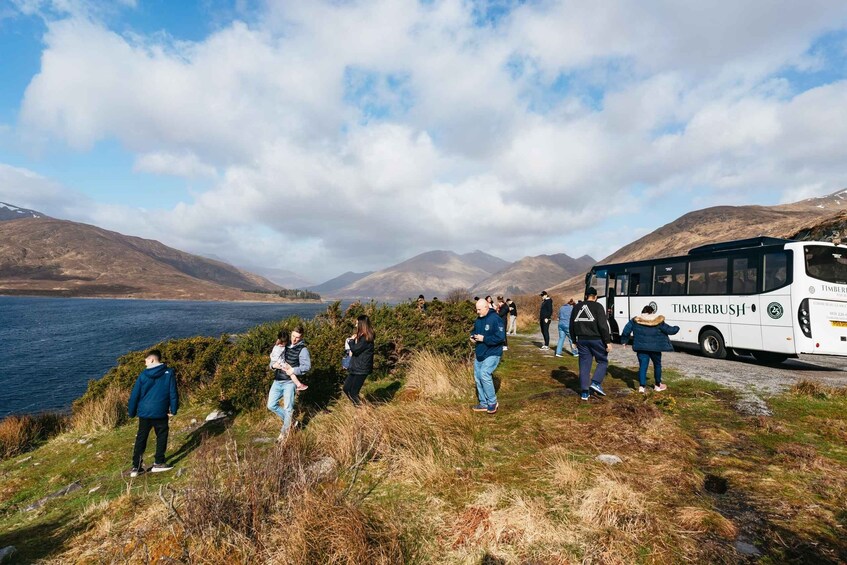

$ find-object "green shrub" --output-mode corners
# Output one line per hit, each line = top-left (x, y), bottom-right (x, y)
(72, 300), (478, 417)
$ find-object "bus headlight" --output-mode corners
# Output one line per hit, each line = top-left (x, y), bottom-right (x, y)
(798, 299), (812, 338)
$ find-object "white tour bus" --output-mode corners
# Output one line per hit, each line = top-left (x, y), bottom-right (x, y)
(584, 237), (847, 364)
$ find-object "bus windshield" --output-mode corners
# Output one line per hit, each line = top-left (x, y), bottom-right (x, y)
(805, 245), (847, 284)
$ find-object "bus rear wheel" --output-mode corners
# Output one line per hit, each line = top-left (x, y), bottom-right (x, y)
(699, 329), (727, 359)
(751, 351), (789, 365)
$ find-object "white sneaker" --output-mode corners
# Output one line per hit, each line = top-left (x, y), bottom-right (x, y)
(638, 386), (646, 394)
(555, 353), (563, 357)
(503, 346), (508, 351)
(540, 346), (549, 350)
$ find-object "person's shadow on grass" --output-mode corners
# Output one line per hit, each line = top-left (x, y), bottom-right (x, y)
(168, 417), (233, 466)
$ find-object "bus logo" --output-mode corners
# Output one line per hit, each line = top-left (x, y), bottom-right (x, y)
(809, 286), (816, 294)
(767, 302), (784, 319)
(649, 301), (658, 312)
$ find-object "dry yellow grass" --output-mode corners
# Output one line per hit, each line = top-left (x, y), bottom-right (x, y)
(404, 349), (471, 399)
(574, 475), (648, 534)
(71, 386), (129, 434)
(0, 412), (66, 460)
(675, 506), (738, 538)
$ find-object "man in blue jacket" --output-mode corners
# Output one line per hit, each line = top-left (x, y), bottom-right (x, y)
(471, 298), (506, 414)
(128, 349), (179, 477)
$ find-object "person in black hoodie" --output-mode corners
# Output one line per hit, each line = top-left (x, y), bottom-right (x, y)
(127, 349), (179, 477)
(569, 287), (612, 401)
(538, 291), (553, 350)
(343, 315), (375, 405)
(496, 296), (509, 351)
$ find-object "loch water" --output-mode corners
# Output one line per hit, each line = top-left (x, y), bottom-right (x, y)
(0, 296), (332, 417)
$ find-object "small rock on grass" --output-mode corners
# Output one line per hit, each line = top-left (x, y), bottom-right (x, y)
(24, 481), (83, 512)
(205, 410), (230, 421)
(306, 457), (337, 482)
(0, 546), (17, 563)
(734, 540), (761, 557)
(596, 454), (623, 466)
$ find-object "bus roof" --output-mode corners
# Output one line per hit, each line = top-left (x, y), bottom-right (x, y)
(588, 237), (797, 274)
(687, 237), (794, 255)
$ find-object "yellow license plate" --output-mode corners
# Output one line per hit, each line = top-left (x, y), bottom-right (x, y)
(831, 320), (847, 327)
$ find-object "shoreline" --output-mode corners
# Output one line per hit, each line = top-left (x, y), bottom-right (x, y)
(0, 292), (323, 305)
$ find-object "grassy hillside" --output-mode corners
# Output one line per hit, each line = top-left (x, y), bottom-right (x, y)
(1, 303), (846, 563)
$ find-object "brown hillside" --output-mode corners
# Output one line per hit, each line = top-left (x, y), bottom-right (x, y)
(548, 189), (847, 299)
(0, 218), (302, 301)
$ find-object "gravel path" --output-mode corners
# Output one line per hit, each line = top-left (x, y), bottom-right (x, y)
(523, 330), (847, 415)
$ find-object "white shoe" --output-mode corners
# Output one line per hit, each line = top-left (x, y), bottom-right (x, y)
(503, 346), (508, 351)
(638, 386), (646, 394)
(555, 353), (563, 357)
(540, 346), (549, 350)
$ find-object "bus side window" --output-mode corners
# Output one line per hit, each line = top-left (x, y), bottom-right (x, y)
(628, 267), (652, 296)
(764, 252), (788, 291)
(732, 257), (757, 294)
(690, 258), (728, 295)
(615, 274), (628, 296)
(655, 262), (686, 296)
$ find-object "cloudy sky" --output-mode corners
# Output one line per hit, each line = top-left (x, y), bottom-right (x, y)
(1, 0), (847, 283)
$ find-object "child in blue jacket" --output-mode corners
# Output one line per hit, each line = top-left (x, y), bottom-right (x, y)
(127, 349), (179, 476)
(620, 306), (680, 393)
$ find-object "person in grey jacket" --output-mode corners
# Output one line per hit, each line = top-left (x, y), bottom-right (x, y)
(620, 305), (680, 393)
(267, 325), (311, 439)
(128, 349), (179, 477)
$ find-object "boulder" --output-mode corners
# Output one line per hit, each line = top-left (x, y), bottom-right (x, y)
(0, 546), (16, 563)
(595, 454), (623, 466)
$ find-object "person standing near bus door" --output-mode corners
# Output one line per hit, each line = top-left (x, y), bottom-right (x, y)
(556, 298), (579, 357)
(507, 298), (518, 335)
(620, 305), (679, 393)
(569, 287), (612, 401)
(539, 291), (553, 350)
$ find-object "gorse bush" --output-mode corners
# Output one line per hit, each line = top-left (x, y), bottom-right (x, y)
(72, 300), (478, 421)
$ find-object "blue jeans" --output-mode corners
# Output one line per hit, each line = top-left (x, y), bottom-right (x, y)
(576, 340), (608, 391)
(556, 324), (577, 356)
(267, 380), (296, 433)
(637, 351), (662, 386)
(473, 355), (500, 407)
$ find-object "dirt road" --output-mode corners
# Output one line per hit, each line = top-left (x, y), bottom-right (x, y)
(528, 330), (846, 415)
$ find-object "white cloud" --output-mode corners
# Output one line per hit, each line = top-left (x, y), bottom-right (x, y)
(133, 151), (217, 179)
(10, 0), (847, 279)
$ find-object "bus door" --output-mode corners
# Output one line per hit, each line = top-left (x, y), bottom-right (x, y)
(729, 256), (763, 351)
(759, 251), (794, 354)
(612, 273), (629, 341)
(606, 274), (621, 342)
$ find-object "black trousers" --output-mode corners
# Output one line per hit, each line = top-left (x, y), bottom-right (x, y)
(343, 372), (369, 405)
(132, 417), (169, 468)
(540, 319), (551, 346)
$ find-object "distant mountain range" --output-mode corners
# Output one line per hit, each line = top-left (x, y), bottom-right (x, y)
(550, 188), (847, 298)
(471, 253), (595, 296)
(309, 271), (373, 294)
(0, 202), (45, 221)
(327, 250), (511, 300)
(0, 210), (315, 301)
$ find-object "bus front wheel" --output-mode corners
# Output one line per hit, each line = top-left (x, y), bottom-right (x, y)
(699, 329), (727, 359)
